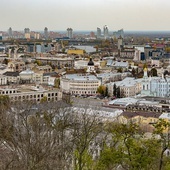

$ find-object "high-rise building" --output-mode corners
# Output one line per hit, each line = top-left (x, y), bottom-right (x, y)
(118, 36), (123, 50)
(44, 27), (48, 40)
(67, 28), (73, 39)
(8, 27), (13, 38)
(24, 28), (30, 34)
(0, 33), (2, 40)
(103, 25), (109, 39)
(113, 29), (124, 39)
(97, 27), (101, 38)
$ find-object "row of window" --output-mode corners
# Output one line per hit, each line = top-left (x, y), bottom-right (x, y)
(72, 91), (96, 94)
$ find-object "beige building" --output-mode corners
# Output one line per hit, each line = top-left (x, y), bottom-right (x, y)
(35, 56), (74, 69)
(0, 85), (62, 102)
(0, 75), (7, 85)
(60, 74), (101, 95)
(8, 60), (26, 72)
(107, 77), (143, 97)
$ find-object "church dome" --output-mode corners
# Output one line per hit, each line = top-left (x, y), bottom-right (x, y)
(88, 57), (94, 66)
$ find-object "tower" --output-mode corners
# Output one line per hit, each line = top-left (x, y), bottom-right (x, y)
(67, 28), (73, 39)
(8, 27), (13, 38)
(103, 25), (109, 39)
(24, 28), (30, 39)
(44, 27), (48, 40)
(117, 36), (123, 50)
(87, 57), (95, 73)
(97, 27), (101, 38)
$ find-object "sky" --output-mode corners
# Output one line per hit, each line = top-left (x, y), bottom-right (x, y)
(1, 0), (170, 31)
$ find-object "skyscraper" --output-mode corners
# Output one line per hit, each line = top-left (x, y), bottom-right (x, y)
(0, 33), (2, 40)
(103, 25), (109, 39)
(44, 27), (48, 40)
(67, 28), (73, 39)
(8, 27), (13, 38)
(24, 28), (30, 34)
(97, 27), (101, 38)
(113, 29), (124, 39)
(24, 28), (30, 39)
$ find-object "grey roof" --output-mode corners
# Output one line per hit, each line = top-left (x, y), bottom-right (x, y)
(3, 71), (20, 77)
(106, 59), (113, 66)
(65, 74), (99, 81)
(43, 72), (59, 77)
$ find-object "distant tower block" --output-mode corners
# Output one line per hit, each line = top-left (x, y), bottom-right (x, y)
(67, 28), (73, 39)
(8, 27), (13, 38)
(103, 25), (109, 39)
(97, 27), (101, 38)
(118, 36), (123, 50)
(44, 27), (48, 40)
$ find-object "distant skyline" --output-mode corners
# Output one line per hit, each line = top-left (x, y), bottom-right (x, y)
(1, 0), (170, 31)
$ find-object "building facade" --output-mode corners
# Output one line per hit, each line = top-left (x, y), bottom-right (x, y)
(60, 74), (101, 95)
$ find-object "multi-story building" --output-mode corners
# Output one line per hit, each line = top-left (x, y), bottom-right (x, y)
(103, 25), (109, 39)
(8, 27), (13, 38)
(60, 74), (101, 95)
(120, 46), (135, 60)
(44, 27), (48, 40)
(35, 56), (74, 69)
(67, 28), (73, 39)
(24, 28), (30, 34)
(3, 72), (20, 84)
(8, 60), (26, 72)
(24, 28), (30, 39)
(117, 36), (123, 50)
(0, 75), (7, 85)
(96, 27), (101, 38)
(0, 85), (62, 102)
(107, 77), (143, 97)
(113, 29), (124, 39)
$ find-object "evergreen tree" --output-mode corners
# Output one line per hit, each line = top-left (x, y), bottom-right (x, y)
(113, 84), (117, 97)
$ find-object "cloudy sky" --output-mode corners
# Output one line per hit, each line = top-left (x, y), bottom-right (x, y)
(1, 0), (170, 31)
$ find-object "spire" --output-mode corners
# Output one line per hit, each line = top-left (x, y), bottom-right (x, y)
(143, 67), (148, 78)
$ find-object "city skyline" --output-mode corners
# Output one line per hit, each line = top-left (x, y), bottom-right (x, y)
(1, 0), (170, 31)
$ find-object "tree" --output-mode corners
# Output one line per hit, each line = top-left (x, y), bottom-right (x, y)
(54, 78), (60, 88)
(150, 68), (158, 76)
(117, 68), (123, 73)
(71, 106), (104, 170)
(116, 87), (121, 98)
(153, 119), (170, 170)
(131, 68), (136, 77)
(96, 122), (161, 170)
(113, 83), (117, 97)
(97, 85), (106, 96)
(0, 101), (74, 170)
(2, 58), (9, 65)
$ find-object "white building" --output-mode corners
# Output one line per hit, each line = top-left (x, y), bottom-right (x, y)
(107, 77), (143, 97)
(0, 85), (62, 102)
(0, 75), (7, 85)
(140, 68), (170, 97)
(60, 74), (101, 95)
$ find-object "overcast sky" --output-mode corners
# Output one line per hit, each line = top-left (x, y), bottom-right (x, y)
(1, 0), (170, 31)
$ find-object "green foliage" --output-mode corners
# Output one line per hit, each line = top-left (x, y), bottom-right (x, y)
(96, 122), (161, 170)
(150, 68), (158, 76)
(0, 95), (10, 110)
(97, 85), (106, 96)
(117, 67), (123, 73)
(40, 96), (47, 103)
(74, 149), (93, 170)
(54, 78), (60, 88)
(2, 58), (9, 65)
(34, 60), (42, 66)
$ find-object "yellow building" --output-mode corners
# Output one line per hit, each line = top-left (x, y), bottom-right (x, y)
(67, 49), (85, 55)
(118, 111), (161, 132)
